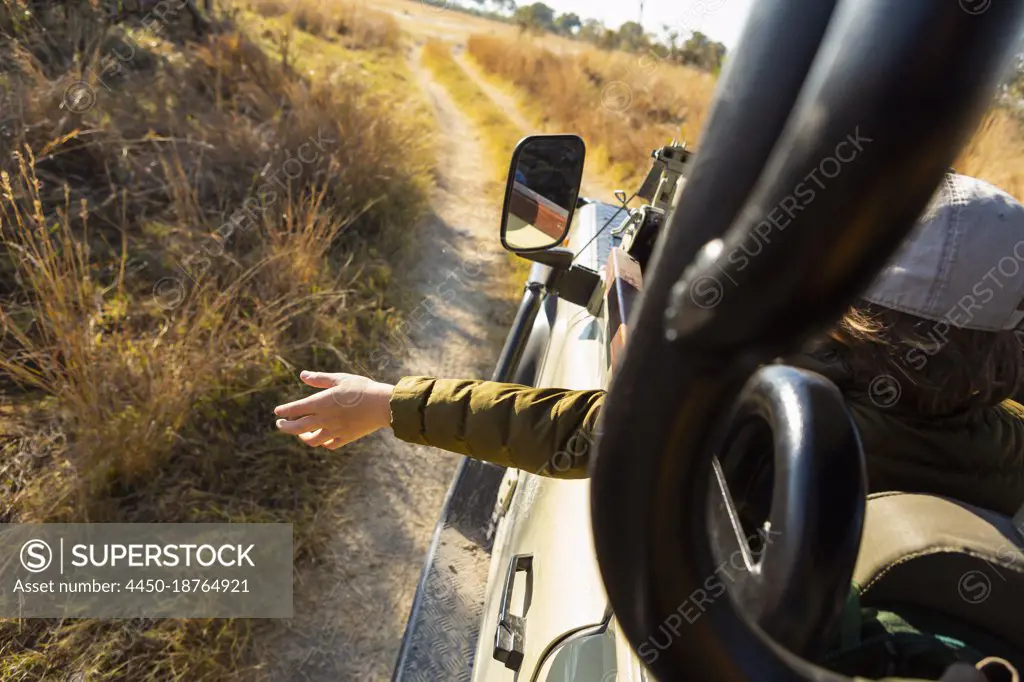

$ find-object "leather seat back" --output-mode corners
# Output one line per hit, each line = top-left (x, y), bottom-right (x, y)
(855, 492), (1024, 649)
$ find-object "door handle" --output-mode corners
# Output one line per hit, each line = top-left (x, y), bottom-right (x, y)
(493, 553), (533, 671)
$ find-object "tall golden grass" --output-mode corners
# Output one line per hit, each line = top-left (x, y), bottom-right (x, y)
(467, 33), (717, 186)
(0, 1), (429, 678)
(468, 33), (1024, 200)
(955, 108), (1024, 199)
(248, 0), (400, 49)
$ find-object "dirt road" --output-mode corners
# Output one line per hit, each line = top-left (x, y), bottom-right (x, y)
(263, 40), (520, 682)
(454, 51), (617, 201)
(261, 8), (624, 672)
(376, 0), (596, 57)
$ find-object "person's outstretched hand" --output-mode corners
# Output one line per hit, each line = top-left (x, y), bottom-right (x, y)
(274, 371), (394, 450)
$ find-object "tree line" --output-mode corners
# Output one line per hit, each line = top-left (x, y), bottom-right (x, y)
(465, 0), (728, 73)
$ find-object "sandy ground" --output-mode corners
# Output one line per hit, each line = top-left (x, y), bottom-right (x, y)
(260, 37), (520, 682)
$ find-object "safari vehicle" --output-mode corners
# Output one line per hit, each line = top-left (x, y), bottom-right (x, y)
(393, 2), (1024, 681)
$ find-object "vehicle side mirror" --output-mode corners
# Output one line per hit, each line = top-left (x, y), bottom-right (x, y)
(501, 135), (586, 253)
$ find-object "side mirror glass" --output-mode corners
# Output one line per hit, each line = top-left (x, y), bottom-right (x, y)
(501, 135), (586, 253)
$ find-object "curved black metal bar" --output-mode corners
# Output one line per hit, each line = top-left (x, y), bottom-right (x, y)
(591, 2), (1024, 682)
(643, 0), (838, 293)
(710, 365), (866, 659)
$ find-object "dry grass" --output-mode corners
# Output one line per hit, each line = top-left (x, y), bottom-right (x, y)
(467, 33), (717, 187)
(0, 618), (259, 680)
(955, 108), (1024, 199)
(248, 0), (400, 49)
(0, 0), (430, 678)
(467, 33), (1024, 201)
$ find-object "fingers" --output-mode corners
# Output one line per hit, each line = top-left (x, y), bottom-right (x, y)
(300, 371), (341, 389)
(276, 415), (321, 435)
(274, 390), (331, 420)
(300, 428), (334, 447)
(275, 372), (366, 419)
(277, 416), (342, 449)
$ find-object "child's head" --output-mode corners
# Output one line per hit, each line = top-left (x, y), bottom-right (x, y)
(826, 303), (1023, 415)
(808, 173), (1024, 416)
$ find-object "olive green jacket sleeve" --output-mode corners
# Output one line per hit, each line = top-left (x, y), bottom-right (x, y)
(389, 376), (605, 478)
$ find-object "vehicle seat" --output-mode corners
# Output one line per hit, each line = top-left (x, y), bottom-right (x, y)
(854, 492), (1024, 650)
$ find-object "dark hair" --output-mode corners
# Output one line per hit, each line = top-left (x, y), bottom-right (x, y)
(813, 302), (1024, 416)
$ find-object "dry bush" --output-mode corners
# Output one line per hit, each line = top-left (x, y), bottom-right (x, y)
(0, 0), (428, 517)
(0, 1), (429, 677)
(249, 0), (400, 49)
(467, 33), (716, 185)
(1, 26), (422, 239)
(0, 154), (292, 515)
(292, 0), (340, 37)
(246, 0), (291, 17)
(336, 2), (400, 49)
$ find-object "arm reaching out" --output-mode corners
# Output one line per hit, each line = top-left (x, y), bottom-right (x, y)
(274, 373), (605, 478)
(390, 377), (605, 478)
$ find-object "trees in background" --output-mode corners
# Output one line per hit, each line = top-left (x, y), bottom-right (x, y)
(572, 18), (727, 72)
(559, 12), (727, 73)
(464, 1), (728, 74)
(553, 12), (581, 36)
(615, 21), (648, 52)
(661, 27), (727, 73)
(514, 2), (556, 33)
(578, 18), (604, 43)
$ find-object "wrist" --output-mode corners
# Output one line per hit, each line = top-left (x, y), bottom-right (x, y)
(370, 381), (395, 428)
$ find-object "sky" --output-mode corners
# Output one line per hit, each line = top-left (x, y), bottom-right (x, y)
(534, 0), (756, 48)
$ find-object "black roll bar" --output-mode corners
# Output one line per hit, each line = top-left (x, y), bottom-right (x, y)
(590, 2), (1024, 682)
(643, 0), (838, 281)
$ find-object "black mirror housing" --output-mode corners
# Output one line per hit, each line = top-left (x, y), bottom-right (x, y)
(500, 134), (586, 254)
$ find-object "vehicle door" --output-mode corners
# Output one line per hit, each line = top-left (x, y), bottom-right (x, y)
(471, 200), (631, 682)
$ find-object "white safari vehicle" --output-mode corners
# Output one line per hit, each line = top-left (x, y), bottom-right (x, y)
(393, 2), (1024, 681)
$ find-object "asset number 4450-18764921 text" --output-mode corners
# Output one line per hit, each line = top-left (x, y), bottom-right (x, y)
(124, 579), (249, 593)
